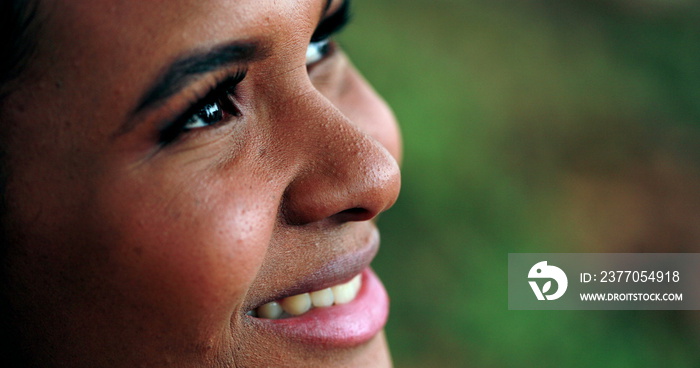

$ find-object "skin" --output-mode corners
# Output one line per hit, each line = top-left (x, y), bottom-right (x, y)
(0, 0), (401, 366)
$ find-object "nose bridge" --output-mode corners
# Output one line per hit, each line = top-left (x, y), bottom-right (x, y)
(281, 90), (401, 226)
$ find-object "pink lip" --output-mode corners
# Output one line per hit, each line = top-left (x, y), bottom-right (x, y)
(250, 268), (389, 347)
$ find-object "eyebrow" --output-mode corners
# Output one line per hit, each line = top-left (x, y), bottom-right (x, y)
(118, 0), (334, 136)
(134, 42), (262, 114)
(137, 0), (333, 115)
(115, 41), (264, 136)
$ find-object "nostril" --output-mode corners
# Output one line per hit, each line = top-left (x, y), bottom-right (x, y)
(343, 208), (365, 215)
(332, 207), (374, 223)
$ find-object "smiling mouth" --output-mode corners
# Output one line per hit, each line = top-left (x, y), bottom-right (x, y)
(246, 268), (388, 347)
(242, 227), (389, 346)
(247, 273), (362, 319)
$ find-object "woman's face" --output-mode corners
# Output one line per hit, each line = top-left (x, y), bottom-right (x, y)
(1, 0), (400, 366)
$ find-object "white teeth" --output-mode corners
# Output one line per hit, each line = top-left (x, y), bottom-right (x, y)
(280, 293), (312, 316)
(310, 288), (334, 307)
(250, 273), (363, 319)
(332, 274), (361, 304)
(257, 301), (283, 319)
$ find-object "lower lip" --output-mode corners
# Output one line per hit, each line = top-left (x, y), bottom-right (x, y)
(253, 268), (389, 347)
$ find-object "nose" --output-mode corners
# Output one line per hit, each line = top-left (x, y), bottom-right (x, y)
(281, 94), (401, 226)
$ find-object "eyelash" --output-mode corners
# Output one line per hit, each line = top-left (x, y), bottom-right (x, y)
(307, 0), (350, 65)
(158, 70), (247, 145)
(158, 0), (351, 146)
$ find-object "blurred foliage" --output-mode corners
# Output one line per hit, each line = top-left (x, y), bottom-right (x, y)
(339, 0), (700, 367)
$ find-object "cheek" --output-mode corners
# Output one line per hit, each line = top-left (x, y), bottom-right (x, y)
(333, 62), (403, 164)
(91, 168), (277, 339)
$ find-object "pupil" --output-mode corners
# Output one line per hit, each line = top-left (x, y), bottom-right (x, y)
(200, 103), (222, 125)
(318, 41), (329, 55)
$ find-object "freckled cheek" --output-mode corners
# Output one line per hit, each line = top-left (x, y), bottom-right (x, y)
(95, 183), (277, 334)
(335, 66), (403, 163)
(366, 96), (403, 164)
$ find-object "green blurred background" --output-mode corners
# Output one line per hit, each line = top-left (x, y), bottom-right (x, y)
(339, 0), (700, 367)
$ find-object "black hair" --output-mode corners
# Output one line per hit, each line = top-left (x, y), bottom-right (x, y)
(0, 2), (40, 365)
(0, 0), (39, 216)
(0, 0), (38, 101)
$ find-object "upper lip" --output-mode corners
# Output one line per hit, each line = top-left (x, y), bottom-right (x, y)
(242, 227), (379, 313)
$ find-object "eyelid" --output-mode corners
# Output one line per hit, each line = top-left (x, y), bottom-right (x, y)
(311, 0), (350, 42)
(158, 69), (247, 145)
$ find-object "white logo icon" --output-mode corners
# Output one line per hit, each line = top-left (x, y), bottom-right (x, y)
(528, 261), (568, 300)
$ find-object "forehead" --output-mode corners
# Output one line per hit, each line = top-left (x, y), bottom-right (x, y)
(20, 0), (326, 134)
(39, 0), (320, 67)
(44, 0), (317, 40)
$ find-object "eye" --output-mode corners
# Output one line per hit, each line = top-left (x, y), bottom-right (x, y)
(159, 71), (246, 145)
(306, 38), (331, 66)
(306, 0), (350, 67)
(182, 94), (234, 130)
(184, 101), (224, 130)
